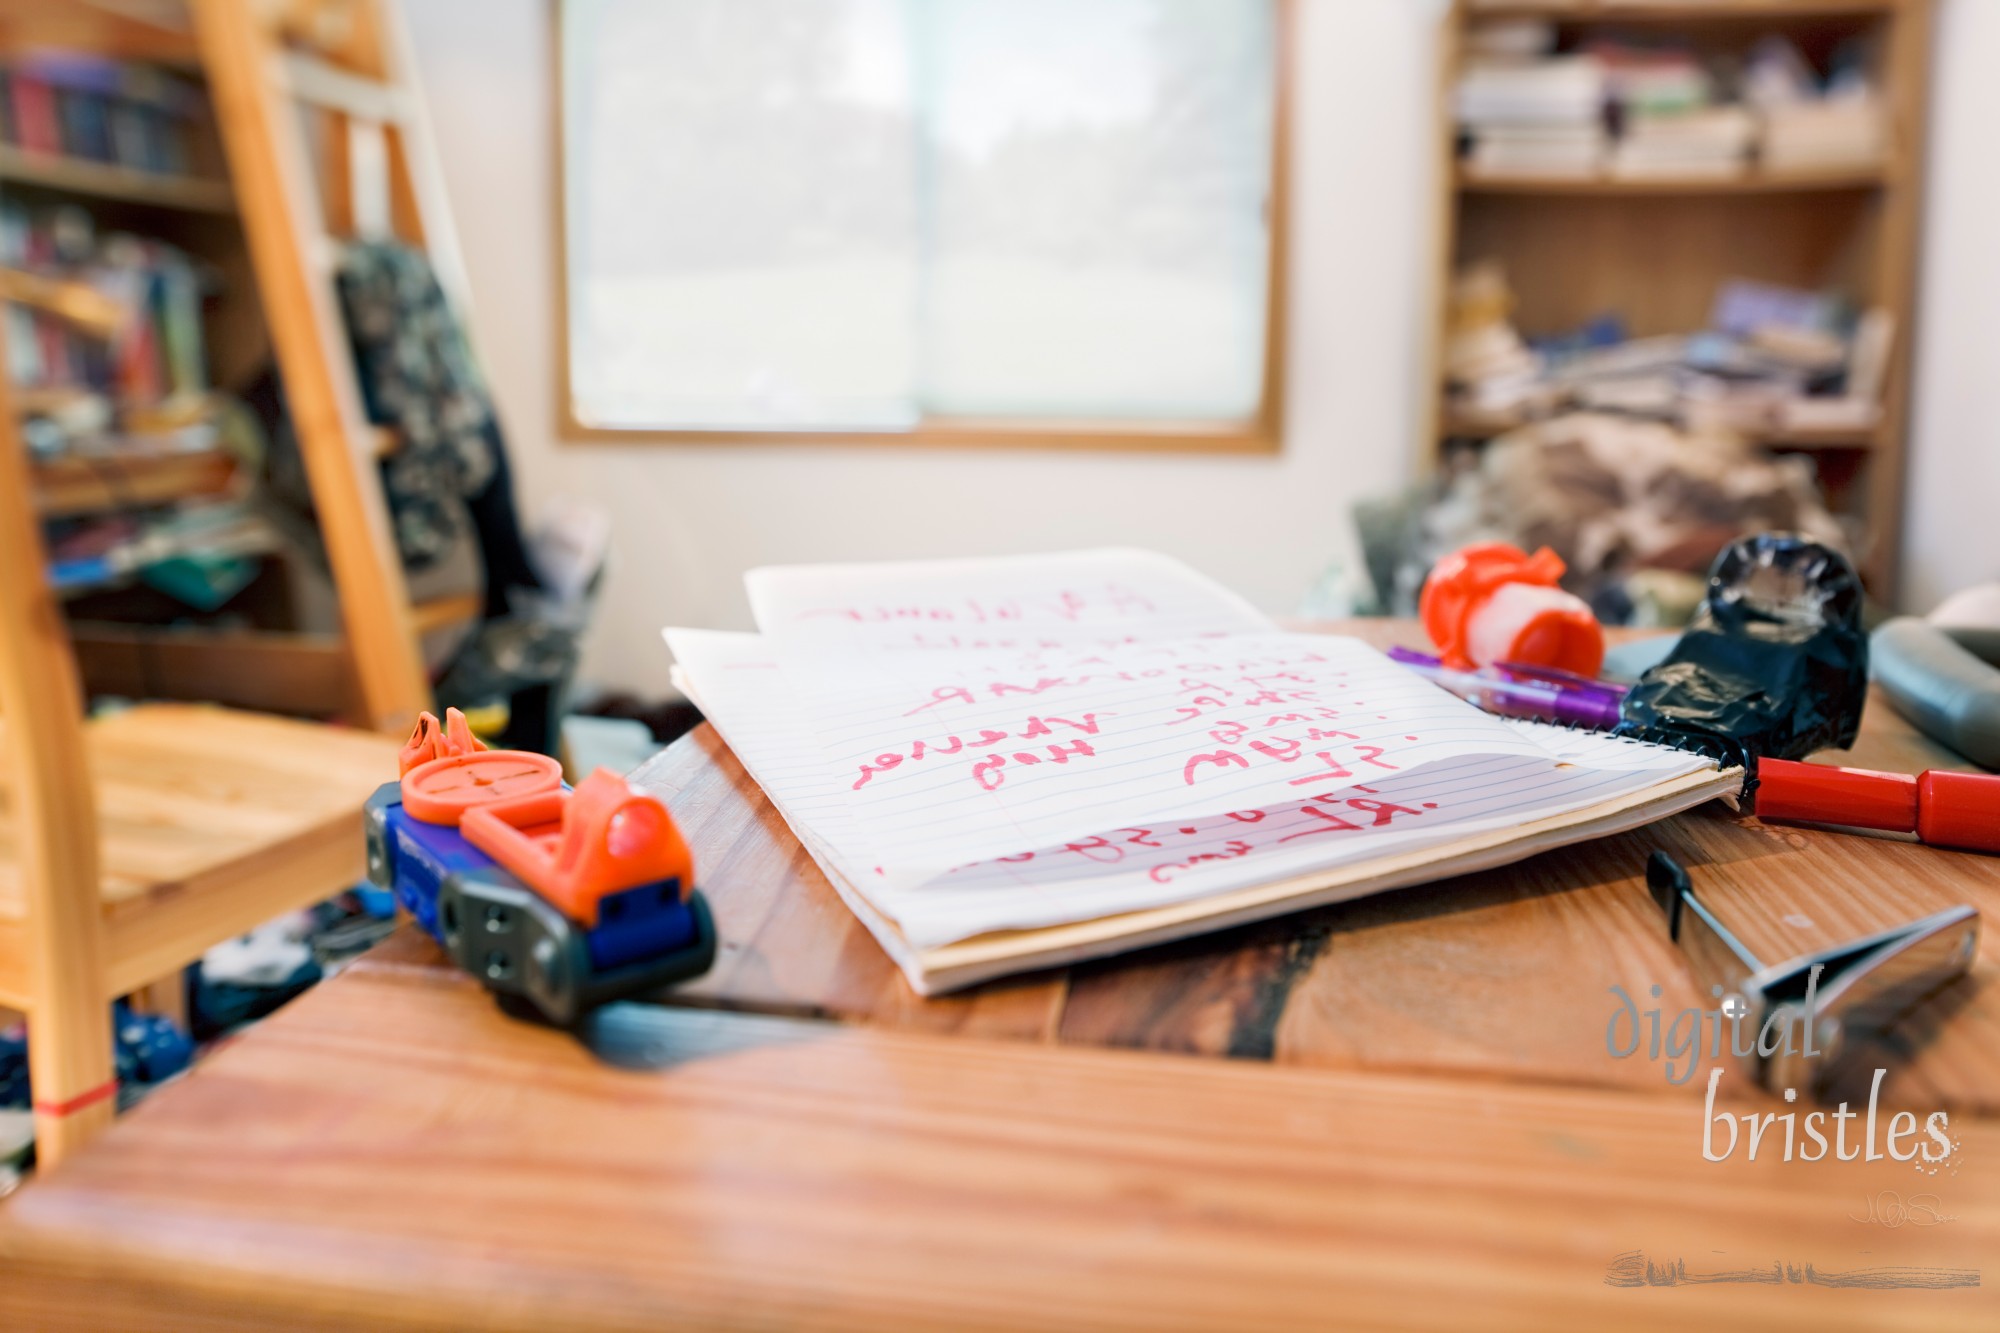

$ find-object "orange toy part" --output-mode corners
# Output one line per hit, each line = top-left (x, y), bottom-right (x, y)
(400, 747), (564, 826)
(398, 707), (489, 776)
(1419, 542), (1601, 674)
(460, 768), (694, 927)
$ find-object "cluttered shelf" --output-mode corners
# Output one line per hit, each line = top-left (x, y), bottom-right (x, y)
(31, 442), (236, 518)
(0, 0), (202, 68)
(1456, 162), (1887, 193)
(45, 501), (275, 599)
(0, 267), (124, 336)
(1440, 402), (1877, 448)
(1464, 1), (1903, 20)
(0, 145), (233, 215)
(1454, 19), (1897, 187)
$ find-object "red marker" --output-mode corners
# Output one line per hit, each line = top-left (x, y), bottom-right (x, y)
(1756, 758), (2000, 855)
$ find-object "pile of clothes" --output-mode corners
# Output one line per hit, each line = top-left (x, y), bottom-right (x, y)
(1359, 412), (1849, 627)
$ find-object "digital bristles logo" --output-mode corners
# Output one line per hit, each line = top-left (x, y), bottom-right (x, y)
(1604, 975), (1961, 1170)
(1600, 974), (1979, 1294)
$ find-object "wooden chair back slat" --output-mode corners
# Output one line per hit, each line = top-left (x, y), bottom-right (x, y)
(0, 351), (117, 1165)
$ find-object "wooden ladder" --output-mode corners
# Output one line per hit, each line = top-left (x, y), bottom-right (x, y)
(191, 0), (479, 734)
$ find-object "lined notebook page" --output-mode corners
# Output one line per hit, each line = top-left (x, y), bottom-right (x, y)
(779, 630), (1561, 880)
(662, 629), (1713, 949)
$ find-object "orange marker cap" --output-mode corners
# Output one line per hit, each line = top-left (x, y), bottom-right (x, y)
(1419, 542), (1602, 675)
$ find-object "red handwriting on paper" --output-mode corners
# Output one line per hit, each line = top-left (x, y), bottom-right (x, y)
(1179, 735), (1405, 787)
(1045, 583), (1161, 623)
(1277, 797), (1432, 842)
(946, 785), (1446, 882)
(802, 598), (1028, 625)
(805, 582), (1160, 632)
(1147, 840), (1256, 884)
(972, 739), (1096, 791)
(904, 671), (1168, 715)
(1058, 834), (1126, 863)
(852, 716), (1102, 790)
(1182, 749), (1252, 784)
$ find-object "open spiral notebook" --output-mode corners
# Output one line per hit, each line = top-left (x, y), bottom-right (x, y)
(662, 550), (1742, 994)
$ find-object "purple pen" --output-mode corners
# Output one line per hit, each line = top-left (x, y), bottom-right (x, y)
(1387, 646), (1623, 730)
(1493, 660), (1628, 702)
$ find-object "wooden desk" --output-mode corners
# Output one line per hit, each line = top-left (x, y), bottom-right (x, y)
(3, 621), (1997, 1330)
(652, 620), (2000, 1111)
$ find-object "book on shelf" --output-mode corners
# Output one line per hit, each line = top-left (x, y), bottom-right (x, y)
(1467, 123), (1609, 178)
(2, 200), (215, 445)
(1457, 55), (1608, 127)
(1611, 105), (1755, 178)
(46, 501), (272, 600)
(661, 550), (1740, 993)
(0, 52), (210, 177)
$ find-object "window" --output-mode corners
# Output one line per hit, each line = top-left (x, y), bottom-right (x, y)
(559, 0), (1287, 449)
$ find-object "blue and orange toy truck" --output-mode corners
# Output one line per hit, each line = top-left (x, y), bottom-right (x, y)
(365, 709), (716, 1024)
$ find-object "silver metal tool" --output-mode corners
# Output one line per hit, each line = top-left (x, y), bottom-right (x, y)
(1646, 851), (1980, 1094)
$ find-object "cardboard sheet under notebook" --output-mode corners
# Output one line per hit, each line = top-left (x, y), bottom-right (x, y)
(661, 550), (1741, 994)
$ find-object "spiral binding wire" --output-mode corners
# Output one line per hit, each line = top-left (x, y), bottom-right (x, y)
(1614, 724), (1758, 798)
(1517, 712), (1759, 799)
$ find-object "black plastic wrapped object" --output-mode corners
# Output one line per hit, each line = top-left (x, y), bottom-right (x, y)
(1617, 534), (1869, 770)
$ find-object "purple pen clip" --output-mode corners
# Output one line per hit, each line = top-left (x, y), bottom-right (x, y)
(1494, 659), (1628, 701)
(1545, 687), (1623, 731)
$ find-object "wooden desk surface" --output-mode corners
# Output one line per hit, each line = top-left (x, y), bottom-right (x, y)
(647, 619), (2000, 1111)
(4, 620), (1998, 1330)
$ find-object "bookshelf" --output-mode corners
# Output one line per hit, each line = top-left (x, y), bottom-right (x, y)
(1440, 402), (1876, 449)
(1457, 161), (1888, 192)
(32, 442), (235, 517)
(0, 0), (436, 723)
(1432, 0), (1932, 595)
(0, 143), (235, 213)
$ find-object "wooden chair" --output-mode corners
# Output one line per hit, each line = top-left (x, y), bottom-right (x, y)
(0, 356), (407, 1167)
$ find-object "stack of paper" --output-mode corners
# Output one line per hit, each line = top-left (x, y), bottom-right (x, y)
(663, 551), (1740, 993)
(1457, 56), (1609, 179)
(1612, 106), (1756, 179)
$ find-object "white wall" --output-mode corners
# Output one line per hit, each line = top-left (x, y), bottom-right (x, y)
(402, 0), (1445, 692)
(1904, 0), (2000, 614)
(403, 0), (1998, 694)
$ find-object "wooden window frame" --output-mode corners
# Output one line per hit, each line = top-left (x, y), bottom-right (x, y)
(551, 0), (1292, 455)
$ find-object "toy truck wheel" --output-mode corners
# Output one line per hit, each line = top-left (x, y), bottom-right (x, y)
(437, 879), (467, 957)
(440, 868), (584, 1026)
(526, 933), (580, 1027)
(363, 784), (400, 891)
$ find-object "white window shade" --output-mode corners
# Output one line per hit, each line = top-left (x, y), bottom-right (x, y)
(562, 0), (1280, 436)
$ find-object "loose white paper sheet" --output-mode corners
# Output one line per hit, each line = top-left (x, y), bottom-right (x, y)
(745, 547), (1273, 654)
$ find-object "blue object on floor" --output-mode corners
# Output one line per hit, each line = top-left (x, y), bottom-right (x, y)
(354, 884), (398, 918)
(0, 1004), (196, 1112)
(112, 1002), (195, 1085)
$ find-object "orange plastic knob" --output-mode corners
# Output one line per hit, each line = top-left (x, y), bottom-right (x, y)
(400, 748), (564, 826)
